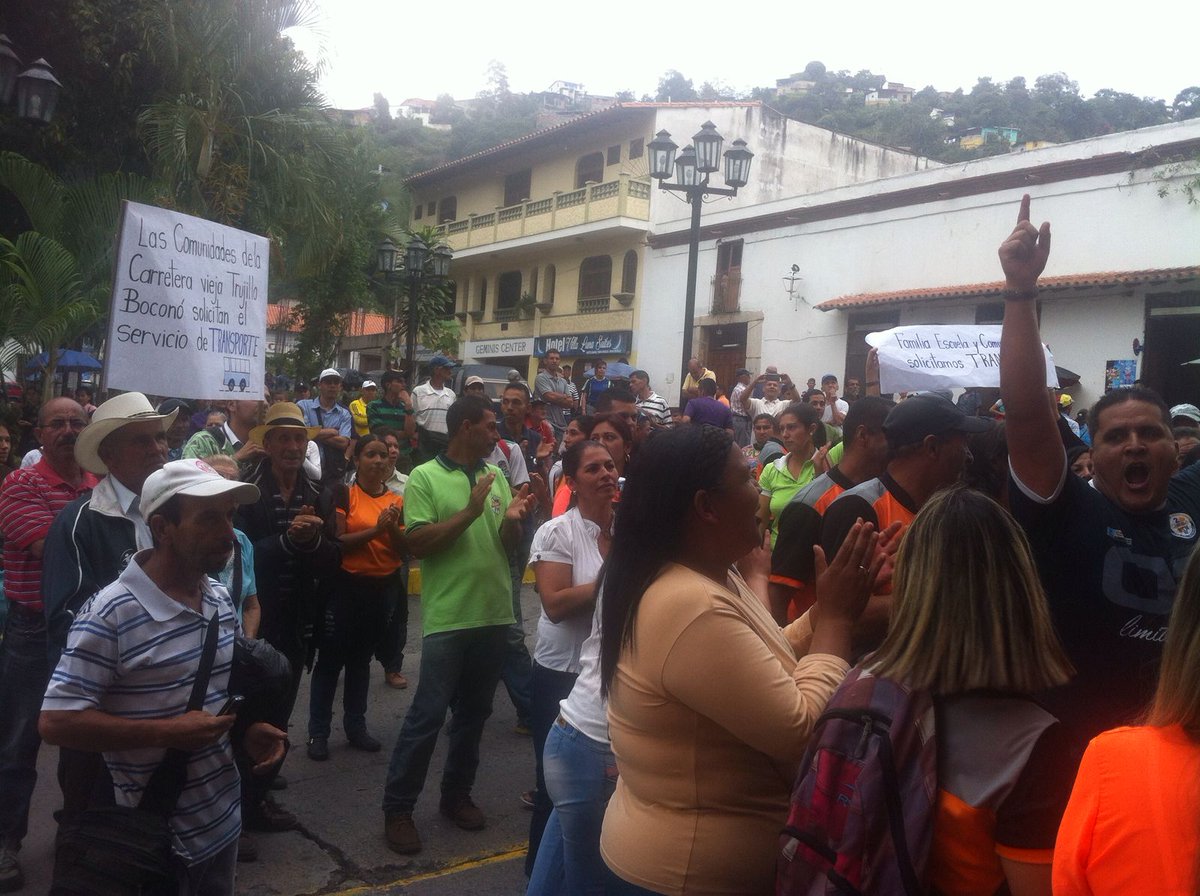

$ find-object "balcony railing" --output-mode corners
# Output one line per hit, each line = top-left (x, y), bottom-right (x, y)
(712, 272), (742, 314)
(578, 296), (611, 314)
(430, 174), (652, 251)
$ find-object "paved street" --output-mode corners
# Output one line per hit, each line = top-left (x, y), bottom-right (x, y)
(20, 584), (544, 895)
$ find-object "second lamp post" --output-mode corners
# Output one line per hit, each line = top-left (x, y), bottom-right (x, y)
(377, 235), (452, 382)
(647, 121), (753, 391)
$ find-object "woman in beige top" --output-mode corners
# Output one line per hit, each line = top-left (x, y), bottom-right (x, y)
(598, 424), (887, 895)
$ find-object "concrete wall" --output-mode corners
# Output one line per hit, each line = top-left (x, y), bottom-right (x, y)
(639, 120), (1200, 405)
(649, 105), (938, 231)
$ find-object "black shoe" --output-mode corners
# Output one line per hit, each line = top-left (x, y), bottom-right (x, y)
(0, 843), (23, 893)
(347, 730), (381, 752)
(269, 774), (288, 791)
(236, 832), (258, 863)
(243, 798), (298, 833)
(307, 736), (329, 761)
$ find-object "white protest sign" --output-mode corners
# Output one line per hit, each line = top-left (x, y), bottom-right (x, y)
(107, 201), (268, 401)
(866, 325), (1058, 394)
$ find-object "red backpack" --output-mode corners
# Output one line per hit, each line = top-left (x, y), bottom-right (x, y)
(777, 666), (937, 896)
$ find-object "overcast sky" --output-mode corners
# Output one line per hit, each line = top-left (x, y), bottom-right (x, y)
(288, 0), (1195, 111)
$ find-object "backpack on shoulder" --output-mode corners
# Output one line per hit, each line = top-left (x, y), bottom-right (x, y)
(778, 666), (937, 896)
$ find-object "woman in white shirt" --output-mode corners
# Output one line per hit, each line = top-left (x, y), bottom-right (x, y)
(525, 440), (617, 889)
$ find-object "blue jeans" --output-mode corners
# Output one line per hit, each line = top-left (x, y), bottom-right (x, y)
(602, 866), (663, 895)
(0, 604), (52, 845)
(502, 553), (533, 726)
(382, 625), (507, 814)
(527, 718), (617, 896)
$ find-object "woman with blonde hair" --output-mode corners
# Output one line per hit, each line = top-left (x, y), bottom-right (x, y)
(1054, 543), (1200, 894)
(864, 485), (1074, 896)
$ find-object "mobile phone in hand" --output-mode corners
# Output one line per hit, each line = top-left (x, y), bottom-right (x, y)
(218, 695), (244, 716)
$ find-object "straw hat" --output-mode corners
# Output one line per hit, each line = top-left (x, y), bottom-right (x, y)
(75, 392), (179, 475)
(249, 401), (321, 446)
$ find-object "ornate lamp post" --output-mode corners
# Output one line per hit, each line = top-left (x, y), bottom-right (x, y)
(0, 35), (62, 124)
(647, 122), (753, 387)
(377, 235), (452, 381)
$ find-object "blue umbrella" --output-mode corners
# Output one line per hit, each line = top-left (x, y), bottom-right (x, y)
(582, 361), (636, 380)
(32, 349), (102, 371)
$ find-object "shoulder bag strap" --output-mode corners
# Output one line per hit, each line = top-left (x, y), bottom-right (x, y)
(139, 611), (221, 816)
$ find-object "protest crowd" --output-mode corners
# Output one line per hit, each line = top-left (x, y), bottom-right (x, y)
(5, 196), (1200, 895)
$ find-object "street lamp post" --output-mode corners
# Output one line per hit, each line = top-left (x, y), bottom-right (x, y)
(0, 35), (62, 124)
(647, 122), (753, 390)
(377, 236), (452, 383)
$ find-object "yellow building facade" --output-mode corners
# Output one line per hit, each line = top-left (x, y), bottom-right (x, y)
(407, 105), (660, 379)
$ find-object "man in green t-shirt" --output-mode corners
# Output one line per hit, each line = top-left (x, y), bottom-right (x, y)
(381, 395), (535, 855)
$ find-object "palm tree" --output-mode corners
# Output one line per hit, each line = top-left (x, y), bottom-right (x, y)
(0, 152), (158, 399)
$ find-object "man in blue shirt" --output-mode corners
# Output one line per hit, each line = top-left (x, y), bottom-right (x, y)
(297, 368), (352, 486)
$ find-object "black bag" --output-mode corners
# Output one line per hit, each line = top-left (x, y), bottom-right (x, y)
(51, 613), (221, 896)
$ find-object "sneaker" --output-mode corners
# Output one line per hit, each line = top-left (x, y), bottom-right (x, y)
(439, 794), (486, 831)
(307, 736), (329, 761)
(347, 731), (382, 753)
(384, 812), (421, 854)
(0, 843), (23, 893)
(386, 672), (408, 689)
(243, 798), (299, 833)
(236, 832), (258, 863)
(520, 790), (536, 810)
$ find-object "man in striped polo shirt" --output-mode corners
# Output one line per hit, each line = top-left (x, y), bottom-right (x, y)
(367, 370), (416, 461)
(0, 398), (97, 892)
(41, 460), (286, 895)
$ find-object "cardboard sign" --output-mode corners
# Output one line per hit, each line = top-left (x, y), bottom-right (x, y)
(106, 201), (269, 401)
(866, 325), (1058, 393)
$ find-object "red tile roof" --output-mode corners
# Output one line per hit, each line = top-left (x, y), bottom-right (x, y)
(266, 303), (391, 336)
(816, 266), (1200, 311)
(404, 101), (763, 185)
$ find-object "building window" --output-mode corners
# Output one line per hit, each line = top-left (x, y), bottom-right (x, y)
(478, 276), (488, 314)
(529, 268), (539, 301)
(629, 137), (644, 159)
(846, 309), (900, 387)
(975, 302), (1004, 325)
(578, 255), (612, 313)
(544, 265), (556, 304)
(438, 196), (457, 223)
(575, 152), (604, 188)
(504, 169), (531, 207)
(497, 270), (522, 317)
(413, 204), (423, 221)
(440, 281), (457, 319)
(606, 145), (621, 166)
(713, 239), (743, 313)
(426, 201), (436, 216)
(621, 250), (638, 294)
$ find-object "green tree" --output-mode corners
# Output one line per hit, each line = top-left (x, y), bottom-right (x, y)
(0, 152), (158, 398)
(656, 70), (697, 102)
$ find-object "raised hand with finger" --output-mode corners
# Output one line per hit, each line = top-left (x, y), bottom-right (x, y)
(997, 193), (1051, 295)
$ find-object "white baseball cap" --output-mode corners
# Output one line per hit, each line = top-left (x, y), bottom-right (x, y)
(318, 368), (342, 382)
(141, 459), (260, 518)
(464, 375), (485, 388)
(362, 380), (378, 389)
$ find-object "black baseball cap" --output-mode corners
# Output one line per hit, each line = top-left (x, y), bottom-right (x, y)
(883, 393), (991, 450)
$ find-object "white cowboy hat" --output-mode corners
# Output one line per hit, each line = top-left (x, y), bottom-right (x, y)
(74, 392), (179, 475)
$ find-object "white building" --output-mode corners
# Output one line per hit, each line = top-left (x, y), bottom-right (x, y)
(638, 119), (1200, 408)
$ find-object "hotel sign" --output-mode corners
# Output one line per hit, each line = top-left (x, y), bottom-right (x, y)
(534, 330), (632, 357)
